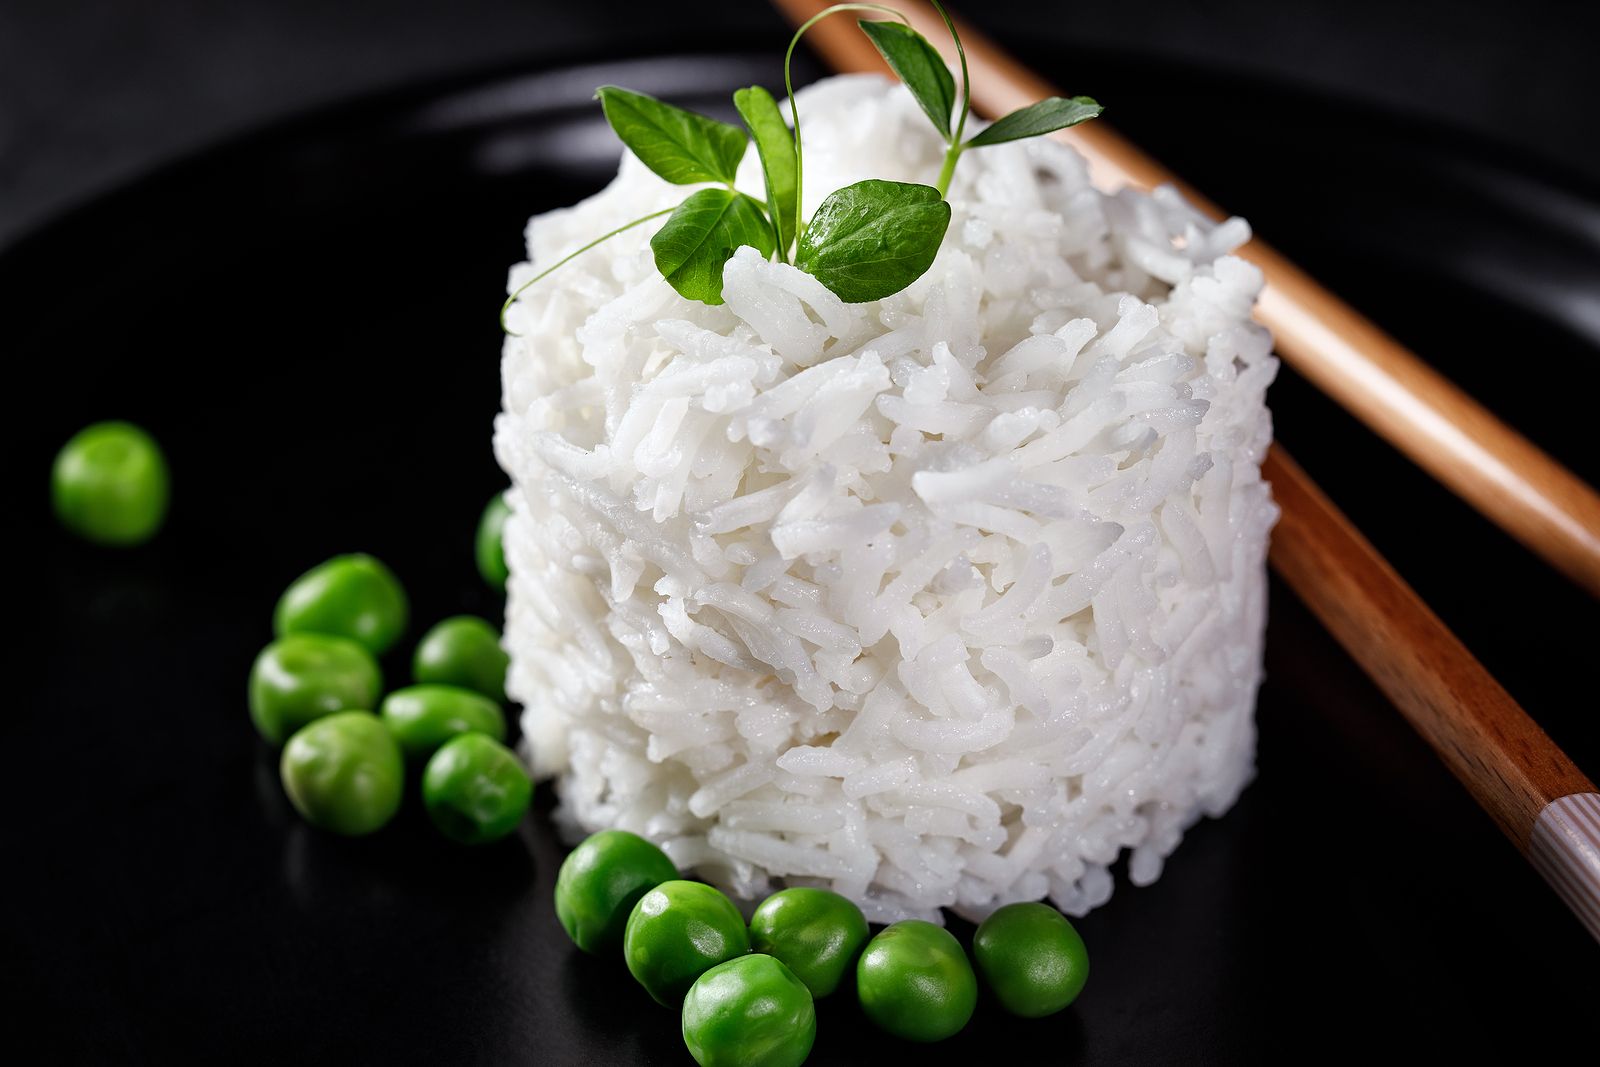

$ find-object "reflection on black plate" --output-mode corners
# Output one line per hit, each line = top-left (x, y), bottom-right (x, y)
(5, 45), (1597, 1063)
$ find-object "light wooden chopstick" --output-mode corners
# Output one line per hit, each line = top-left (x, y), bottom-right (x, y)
(773, 0), (1600, 939)
(1269, 449), (1599, 940)
(772, 0), (1600, 599)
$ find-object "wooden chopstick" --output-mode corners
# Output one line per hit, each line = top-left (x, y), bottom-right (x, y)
(773, 0), (1600, 940)
(1267, 449), (1600, 939)
(772, 0), (1600, 599)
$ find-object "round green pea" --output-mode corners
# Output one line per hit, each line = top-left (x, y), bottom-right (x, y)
(52, 421), (169, 545)
(380, 684), (506, 760)
(279, 711), (404, 835)
(856, 920), (977, 1043)
(249, 633), (382, 745)
(748, 887), (869, 998)
(274, 553), (408, 655)
(555, 830), (680, 956)
(421, 733), (532, 845)
(972, 902), (1089, 1018)
(625, 880), (750, 1007)
(682, 954), (816, 1067)
(413, 615), (509, 703)
(476, 492), (511, 590)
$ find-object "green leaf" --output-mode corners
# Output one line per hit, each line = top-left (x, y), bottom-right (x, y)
(596, 85), (748, 185)
(857, 20), (956, 139)
(651, 189), (776, 305)
(733, 85), (798, 259)
(795, 179), (951, 303)
(964, 96), (1103, 148)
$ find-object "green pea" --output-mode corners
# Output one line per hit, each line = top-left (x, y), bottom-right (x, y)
(748, 887), (868, 998)
(972, 902), (1089, 1017)
(682, 954), (816, 1067)
(413, 615), (509, 703)
(476, 492), (512, 590)
(279, 711), (403, 835)
(856, 920), (977, 1042)
(274, 553), (408, 655)
(52, 421), (170, 545)
(555, 830), (680, 955)
(249, 633), (382, 745)
(421, 733), (531, 844)
(380, 684), (506, 760)
(625, 880), (750, 1007)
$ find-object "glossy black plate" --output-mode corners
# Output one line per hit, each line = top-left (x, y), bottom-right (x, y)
(6, 43), (1597, 1064)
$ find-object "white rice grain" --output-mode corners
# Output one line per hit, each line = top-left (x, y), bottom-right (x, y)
(495, 75), (1277, 921)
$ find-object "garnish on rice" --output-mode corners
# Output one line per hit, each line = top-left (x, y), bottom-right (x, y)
(501, 1), (1101, 329)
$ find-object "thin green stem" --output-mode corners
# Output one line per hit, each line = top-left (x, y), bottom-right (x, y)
(499, 206), (675, 335)
(929, 2), (970, 147)
(935, 143), (962, 197)
(785, 3), (909, 255)
(929, 0), (970, 194)
(770, 213), (787, 265)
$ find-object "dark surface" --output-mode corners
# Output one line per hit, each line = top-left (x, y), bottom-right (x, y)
(5, 42), (1599, 1066)
(4, 0), (1600, 248)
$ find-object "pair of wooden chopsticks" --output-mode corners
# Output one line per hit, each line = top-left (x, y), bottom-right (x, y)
(773, 0), (1600, 940)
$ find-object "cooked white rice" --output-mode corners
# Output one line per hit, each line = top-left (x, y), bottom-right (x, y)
(494, 74), (1278, 923)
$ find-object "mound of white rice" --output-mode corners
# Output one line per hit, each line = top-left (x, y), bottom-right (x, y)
(494, 74), (1278, 923)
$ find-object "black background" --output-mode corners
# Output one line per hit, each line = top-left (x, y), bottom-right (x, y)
(4, 1), (1598, 1064)
(4, 0), (1600, 246)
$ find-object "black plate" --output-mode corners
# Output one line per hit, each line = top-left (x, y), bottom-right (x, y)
(6, 43), (1597, 1064)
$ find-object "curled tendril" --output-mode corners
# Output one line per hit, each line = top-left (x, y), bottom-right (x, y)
(499, 207), (675, 335)
(783, 4), (910, 255)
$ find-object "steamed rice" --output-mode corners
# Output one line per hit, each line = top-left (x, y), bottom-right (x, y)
(494, 74), (1278, 922)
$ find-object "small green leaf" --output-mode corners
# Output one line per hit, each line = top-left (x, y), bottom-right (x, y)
(596, 85), (748, 185)
(733, 85), (798, 259)
(795, 179), (951, 303)
(964, 96), (1103, 148)
(858, 20), (957, 140)
(651, 189), (777, 305)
